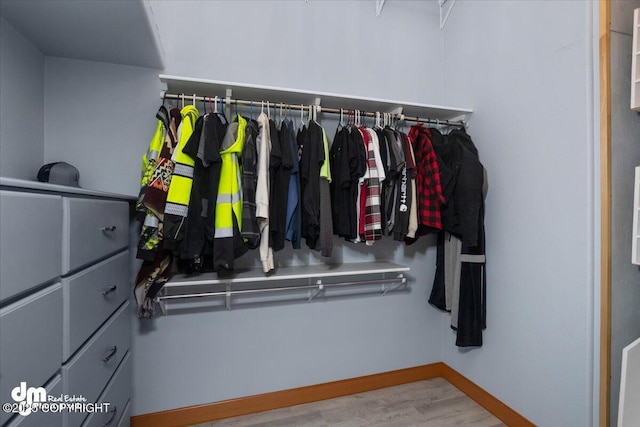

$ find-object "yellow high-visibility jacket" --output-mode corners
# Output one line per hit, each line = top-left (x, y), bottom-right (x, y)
(163, 104), (200, 250)
(213, 115), (248, 271)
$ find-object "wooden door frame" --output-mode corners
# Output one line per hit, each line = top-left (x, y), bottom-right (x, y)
(599, 0), (611, 426)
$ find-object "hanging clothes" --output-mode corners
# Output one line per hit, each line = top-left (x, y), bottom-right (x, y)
(374, 127), (391, 234)
(380, 127), (401, 236)
(428, 128), (487, 347)
(213, 115), (248, 272)
(330, 126), (359, 241)
(134, 247), (173, 319)
(455, 170), (487, 347)
(136, 106), (175, 261)
(241, 118), (260, 249)
(361, 127), (384, 245)
(408, 124), (445, 238)
(134, 106), (181, 319)
(136, 106), (169, 219)
(270, 119), (293, 252)
(179, 112), (227, 272)
(256, 112), (274, 273)
(392, 132), (413, 241)
(328, 125), (347, 237)
(134, 98), (488, 331)
(283, 119), (301, 249)
(299, 120), (324, 249)
(163, 104), (200, 251)
(404, 133), (419, 243)
(317, 128), (333, 257)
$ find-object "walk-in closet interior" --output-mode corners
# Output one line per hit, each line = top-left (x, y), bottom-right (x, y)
(1, 1), (638, 426)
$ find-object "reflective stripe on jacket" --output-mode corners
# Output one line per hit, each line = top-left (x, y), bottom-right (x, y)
(163, 105), (199, 250)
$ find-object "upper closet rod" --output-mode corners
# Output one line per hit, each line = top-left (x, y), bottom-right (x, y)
(162, 92), (466, 128)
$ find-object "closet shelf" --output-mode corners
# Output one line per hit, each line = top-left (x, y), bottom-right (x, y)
(0, 0), (164, 69)
(159, 75), (472, 122)
(156, 262), (410, 313)
(0, 177), (137, 201)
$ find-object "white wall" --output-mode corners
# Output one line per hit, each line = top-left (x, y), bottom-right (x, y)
(0, 17), (44, 179)
(440, 1), (596, 426)
(44, 57), (162, 196)
(129, 0), (449, 416)
(610, 1), (640, 424)
(149, 0), (445, 105)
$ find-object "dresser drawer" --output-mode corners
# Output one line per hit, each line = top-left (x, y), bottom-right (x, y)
(82, 352), (130, 427)
(63, 251), (130, 360)
(63, 198), (129, 274)
(6, 375), (62, 427)
(62, 302), (130, 427)
(0, 191), (62, 302)
(0, 284), (62, 426)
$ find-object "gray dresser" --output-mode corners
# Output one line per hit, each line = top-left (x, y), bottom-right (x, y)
(0, 178), (133, 427)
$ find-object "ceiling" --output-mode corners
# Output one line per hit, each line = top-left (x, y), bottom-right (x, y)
(0, 0), (164, 69)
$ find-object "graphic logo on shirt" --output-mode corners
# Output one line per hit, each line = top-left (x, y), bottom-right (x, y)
(399, 168), (408, 212)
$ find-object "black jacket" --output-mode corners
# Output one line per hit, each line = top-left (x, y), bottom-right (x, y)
(179, 113), (226, 272)
(431, 128), (484, 246)
(299, 121), (324, 248)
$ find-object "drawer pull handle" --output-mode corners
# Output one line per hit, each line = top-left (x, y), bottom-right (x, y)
(102, 406), (117, 426)
(102, 285), (117, 296)
(101, 226), (117, 232)
(102, 346), (118, 363)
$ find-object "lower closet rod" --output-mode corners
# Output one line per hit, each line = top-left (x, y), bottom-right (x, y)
(162, 92), (465, 127)
(157, 277), (407, 302)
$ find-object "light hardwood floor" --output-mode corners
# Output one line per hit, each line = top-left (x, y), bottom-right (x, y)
(187, 378), (507, 427)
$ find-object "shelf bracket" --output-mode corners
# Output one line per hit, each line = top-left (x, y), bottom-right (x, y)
(439, 0), (457, 30)
(376, 0), (386, 16)
(224, 88), (233, 119)
(308, 280), (324, 303)
(382, 274), (406, 296)
(389, 106), (403, 116)
(225, 284), (232, 310)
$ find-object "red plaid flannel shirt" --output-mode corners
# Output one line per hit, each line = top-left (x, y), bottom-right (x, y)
(408, 125), (445, 230)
